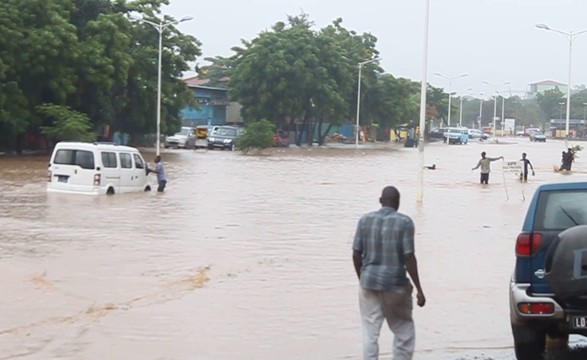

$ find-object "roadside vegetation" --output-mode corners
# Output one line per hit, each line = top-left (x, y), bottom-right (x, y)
(3, 2), (586, 153)
(236, 119), (276, 154)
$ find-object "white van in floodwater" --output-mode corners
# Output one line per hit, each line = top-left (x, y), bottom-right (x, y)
(47, 142), (151, 195)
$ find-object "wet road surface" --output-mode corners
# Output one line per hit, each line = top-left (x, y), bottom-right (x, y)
(1, 137), (587, 359)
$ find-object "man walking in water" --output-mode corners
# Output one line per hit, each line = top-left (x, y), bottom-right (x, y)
(472, 151), (504, 184)
(519, 153), (535, 182)
(353, 186), (426, 360)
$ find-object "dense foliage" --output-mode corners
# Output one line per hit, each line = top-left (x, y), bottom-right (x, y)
(236, 119), (276, 153)
(0, 0), (201, 152)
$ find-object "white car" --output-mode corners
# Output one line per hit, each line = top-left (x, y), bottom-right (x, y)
(164, 127), (195, 149)
(47, 142), (151, 195)
(468, 129), (489, 140)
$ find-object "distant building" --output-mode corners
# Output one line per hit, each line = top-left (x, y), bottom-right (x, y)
(180, 77), (244, 127)
(527, 80), (567, 99)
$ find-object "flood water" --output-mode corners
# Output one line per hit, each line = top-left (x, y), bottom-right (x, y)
(1, 137), (586, 360)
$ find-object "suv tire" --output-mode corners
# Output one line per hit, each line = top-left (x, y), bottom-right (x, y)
(512, 324), (545, 360)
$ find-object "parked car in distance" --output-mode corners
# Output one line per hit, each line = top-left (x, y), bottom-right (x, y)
(164, 127), (196, 149)
(524, 127), (541, 137)
(47, 142), (151, 195)
(194, 125), (219, 149)
(530, 131), (546, 142)
(207, 126), (243, 151)
(443, 127), (469, 144)
(509, 182), (587, 359)
(274, 129), (290, 147)
(468, 129), (488, 140)
(429, 127), (448, 139)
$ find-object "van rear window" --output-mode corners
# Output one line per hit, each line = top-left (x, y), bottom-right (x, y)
(54, 149), (95, 170)
(101, 152), (118, 168)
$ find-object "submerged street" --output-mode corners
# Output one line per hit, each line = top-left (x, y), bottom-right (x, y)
(1, 138), (586, 359)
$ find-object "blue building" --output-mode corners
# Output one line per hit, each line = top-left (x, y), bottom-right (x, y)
(181, 77), (243, 127)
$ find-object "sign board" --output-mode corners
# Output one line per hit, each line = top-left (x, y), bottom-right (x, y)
(504, 118), (516, 131)
(503, 160), (523, 173)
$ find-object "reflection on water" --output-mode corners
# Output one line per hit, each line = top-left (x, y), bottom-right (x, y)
(1, 139), (586, 359)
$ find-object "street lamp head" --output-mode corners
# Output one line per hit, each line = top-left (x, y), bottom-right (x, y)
(179, 16), (193, 22)
(459, 73), (468, 78)
(536, 23), (550, 30)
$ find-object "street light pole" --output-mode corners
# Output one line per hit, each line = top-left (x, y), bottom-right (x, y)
(139, 16), (193, 155)
(434, 72), (468, 127)
(478, 94), (483, 130)
(355, 58), (381, 149)
(536, 24), (587, 137)
(417, 0), (430, 203)
(483, 81), (510, 138)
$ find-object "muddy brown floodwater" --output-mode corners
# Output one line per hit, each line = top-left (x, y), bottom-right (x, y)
(1, 138), (587, 360)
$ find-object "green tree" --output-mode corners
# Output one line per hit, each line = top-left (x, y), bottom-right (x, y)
(229, 14), (379, 146)
(37, 104), (96, 142)
(536, 88), (565, 121)
(0, 0), (201, 151)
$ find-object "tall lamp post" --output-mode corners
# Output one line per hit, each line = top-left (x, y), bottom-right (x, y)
(483, 81), (510, 138)
(355, 58), (381, 148)
(434, 73), (468, 127)
(536, 24), (587, 137)
(138, 15), (193, 155)
(416, 0), (430, 203)
(478, 93), (484, 129)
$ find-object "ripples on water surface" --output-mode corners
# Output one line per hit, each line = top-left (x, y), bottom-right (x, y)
(1, 139), (586, 359)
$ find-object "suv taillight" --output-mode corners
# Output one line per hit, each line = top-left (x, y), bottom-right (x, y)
(516, 232), (542, 257)
(93, 174), (101, 186)
(47, 170), (52, 182)
(518, 302), (554, 314)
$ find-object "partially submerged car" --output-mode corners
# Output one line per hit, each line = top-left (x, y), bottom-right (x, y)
(47, 142), (151, 195)
(510, 182), (587, 359)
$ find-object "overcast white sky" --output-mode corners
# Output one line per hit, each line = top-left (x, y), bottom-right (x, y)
(164, 0), (587, 99)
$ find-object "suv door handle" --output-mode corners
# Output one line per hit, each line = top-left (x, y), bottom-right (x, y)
(534, 269), (545, 279)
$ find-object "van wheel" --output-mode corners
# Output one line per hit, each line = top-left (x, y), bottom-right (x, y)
(106, 187), (115, 195)
(144, 186), (151, 192)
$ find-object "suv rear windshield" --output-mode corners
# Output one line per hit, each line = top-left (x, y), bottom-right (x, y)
(535, 190), (587, 230)
(54, 149), (95, 170)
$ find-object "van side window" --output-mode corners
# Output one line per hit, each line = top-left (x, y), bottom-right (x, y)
(120, 153), (132, 169)
(101, 152), (118, 168)
(133, 154), (144, 169)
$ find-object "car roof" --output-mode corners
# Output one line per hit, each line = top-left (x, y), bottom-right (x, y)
(54, 141), (139, 152)
(536, 182), (587, 191)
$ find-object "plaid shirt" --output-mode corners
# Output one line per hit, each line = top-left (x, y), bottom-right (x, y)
(353, 207), (415, 291)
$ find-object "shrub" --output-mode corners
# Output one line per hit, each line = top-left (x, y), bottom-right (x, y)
(237, 119), (276, 154)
